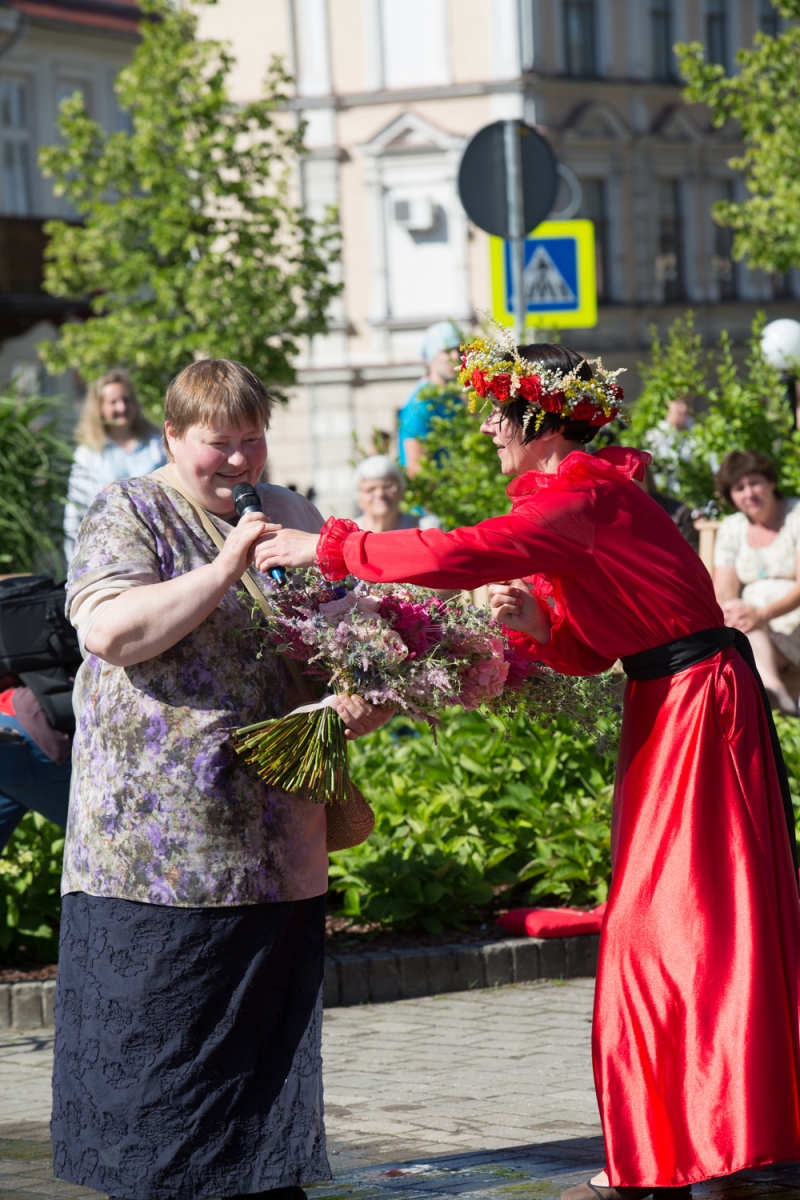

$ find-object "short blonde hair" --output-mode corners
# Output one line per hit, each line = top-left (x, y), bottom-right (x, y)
(164, 360), (272, 452)
(75, 370), (155, 452)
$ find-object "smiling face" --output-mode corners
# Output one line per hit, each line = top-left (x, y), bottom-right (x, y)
(479, 405), (553, 476)
(479, 403), (587, 477)
(729, 472), (778, 523)
(100, 381), (136, 433)
(164, 417), (267, 516)
(358, 476), (401, 520)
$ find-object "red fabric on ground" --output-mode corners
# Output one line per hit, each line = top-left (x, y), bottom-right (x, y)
(0, 687), (16, 716)
(320, 445), (800, 1188)
(498, 904), (607, 938)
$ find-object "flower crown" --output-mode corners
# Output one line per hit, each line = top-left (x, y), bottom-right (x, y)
(458, 324), (627, 434)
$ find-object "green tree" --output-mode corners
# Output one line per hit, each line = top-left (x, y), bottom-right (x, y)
(0, 393), (71, 574)
(625, 314), (800, 509)
(625, 312), (705, 451)
(38, 0), (340, 415)
(677, 3), (800, 272)
(403, 388), (510, 529)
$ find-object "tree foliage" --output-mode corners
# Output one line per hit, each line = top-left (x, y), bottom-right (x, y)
(38, 0), (340, 415)
(624, 312), (800, 509)
(677, 3), (800, 272)
(0, 393), (71, 575)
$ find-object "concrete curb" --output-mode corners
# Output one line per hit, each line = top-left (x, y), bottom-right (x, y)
(0, 934), (599, 1028)
(324, 933), (599, 1007)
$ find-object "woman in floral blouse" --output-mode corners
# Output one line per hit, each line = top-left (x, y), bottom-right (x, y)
(52, 360), (390, 1200)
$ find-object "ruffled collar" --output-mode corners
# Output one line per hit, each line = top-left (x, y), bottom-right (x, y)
(507, 446), (651, 500)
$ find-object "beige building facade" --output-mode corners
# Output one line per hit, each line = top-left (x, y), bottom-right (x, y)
(206, 0), (799, 517)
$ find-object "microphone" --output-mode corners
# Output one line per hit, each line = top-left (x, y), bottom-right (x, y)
(231, 482), (286, 586)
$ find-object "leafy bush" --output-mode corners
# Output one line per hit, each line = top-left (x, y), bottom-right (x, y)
(4, 713), (800, 953)
(0, 392), (72, 575)
(625, 312), (800, 509)
(0, 813), (63, 963)
(331, 708), (616, 932)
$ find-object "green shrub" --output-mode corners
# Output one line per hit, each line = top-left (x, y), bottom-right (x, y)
(0, 392), (72, 576)
(625, 311), (800, 509)
(5, 713), (800, 957)
(0, 812), (63, 963)
(332, 708), (616, 932)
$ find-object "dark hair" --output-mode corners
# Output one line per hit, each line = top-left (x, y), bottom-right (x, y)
(715, 449), (782, 507)
(502, 343), (598, 445)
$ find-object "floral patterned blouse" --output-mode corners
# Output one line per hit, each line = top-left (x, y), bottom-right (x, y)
(63, 474), (328, 907)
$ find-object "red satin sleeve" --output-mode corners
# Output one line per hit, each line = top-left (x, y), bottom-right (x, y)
(319, 507), (592, 591)
(504, 575), (616, 677)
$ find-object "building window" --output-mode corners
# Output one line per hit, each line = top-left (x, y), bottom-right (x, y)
(706, 0), (728, 68)
(759, 0), (781, 37)
(578, 179), (609, 302)
(1, 81), (30, 215)
(651, 0), (674, 81)
(656, 179), (684, 302)
(380, 0), (449, 89)
(711, 181), (737, 301)
(564, 0), (596, 78)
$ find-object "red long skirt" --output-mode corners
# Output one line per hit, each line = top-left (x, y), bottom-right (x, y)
(594, 647), (800, 1187)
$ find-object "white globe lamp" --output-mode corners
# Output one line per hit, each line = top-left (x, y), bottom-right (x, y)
(761, 319), (800, 373)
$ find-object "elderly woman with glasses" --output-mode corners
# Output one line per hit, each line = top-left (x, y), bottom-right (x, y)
(353, 455), (440, 533)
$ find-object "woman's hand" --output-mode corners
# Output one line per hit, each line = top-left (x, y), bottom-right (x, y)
(332, 695), (395, 740)
(722, 599), (766, 634)
(212, 513), (283, 587)
(488, 579), (551, 645)
(253, 529), (321, 575)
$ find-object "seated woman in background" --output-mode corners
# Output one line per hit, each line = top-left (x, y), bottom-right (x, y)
(354, 455), (440, 532)
(714, 449), (800, 715)
(63, 369), (166, 561)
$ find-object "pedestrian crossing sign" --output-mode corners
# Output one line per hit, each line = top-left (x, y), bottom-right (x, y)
(490, 219), (597, 330)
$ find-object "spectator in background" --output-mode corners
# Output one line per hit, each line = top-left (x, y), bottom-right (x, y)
(398, 321), (463, 476)
(63, 370), (166, 561)
(643, 392), (695, 493)
(714, 449), (800, 716)
(354, 456), (441, 533)
(0, 680), (71, 851)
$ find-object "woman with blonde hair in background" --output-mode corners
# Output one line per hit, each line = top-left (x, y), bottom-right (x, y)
(63, 369), (166, 560)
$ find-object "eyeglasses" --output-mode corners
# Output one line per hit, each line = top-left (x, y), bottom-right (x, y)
(360, 483), (400, 496)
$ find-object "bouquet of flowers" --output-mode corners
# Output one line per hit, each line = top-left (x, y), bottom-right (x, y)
(233, 571), (617, 804)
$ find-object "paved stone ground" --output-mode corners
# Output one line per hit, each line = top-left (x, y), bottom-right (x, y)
(0, 979), (798, 1200)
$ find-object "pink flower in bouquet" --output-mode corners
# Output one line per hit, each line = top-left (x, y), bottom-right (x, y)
(378, 595), (443, 659)
(503, 652), (539, 691)
(319, 594), (357, 620)
(458, 637), (510, 710)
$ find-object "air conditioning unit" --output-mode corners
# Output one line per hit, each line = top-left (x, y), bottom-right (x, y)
(393, 196), (437, 232)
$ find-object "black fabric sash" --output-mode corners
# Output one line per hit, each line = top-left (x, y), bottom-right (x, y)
(621, 626), (798, 870)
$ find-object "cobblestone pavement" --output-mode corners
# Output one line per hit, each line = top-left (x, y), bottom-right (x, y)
(0, 979), (798, 1200)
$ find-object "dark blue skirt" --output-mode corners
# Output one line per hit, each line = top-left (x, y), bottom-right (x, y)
(51, 892), (330, 1200)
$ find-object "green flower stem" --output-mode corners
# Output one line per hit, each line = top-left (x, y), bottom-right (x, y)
(234, 705), (349, 804)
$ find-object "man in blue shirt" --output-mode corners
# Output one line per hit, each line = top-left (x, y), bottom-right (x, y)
(398, 321), (463, 476)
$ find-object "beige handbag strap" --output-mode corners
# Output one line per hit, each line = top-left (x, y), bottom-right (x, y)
(153, 465), (315, 703)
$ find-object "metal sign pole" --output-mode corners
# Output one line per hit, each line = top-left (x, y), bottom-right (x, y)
(503, 119), (526, 348)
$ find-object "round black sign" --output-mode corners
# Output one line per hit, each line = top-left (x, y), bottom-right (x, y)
(458, 120), (559, 239)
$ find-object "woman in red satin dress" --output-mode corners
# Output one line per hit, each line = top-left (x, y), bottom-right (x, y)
(256, 343), (800, 1199)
